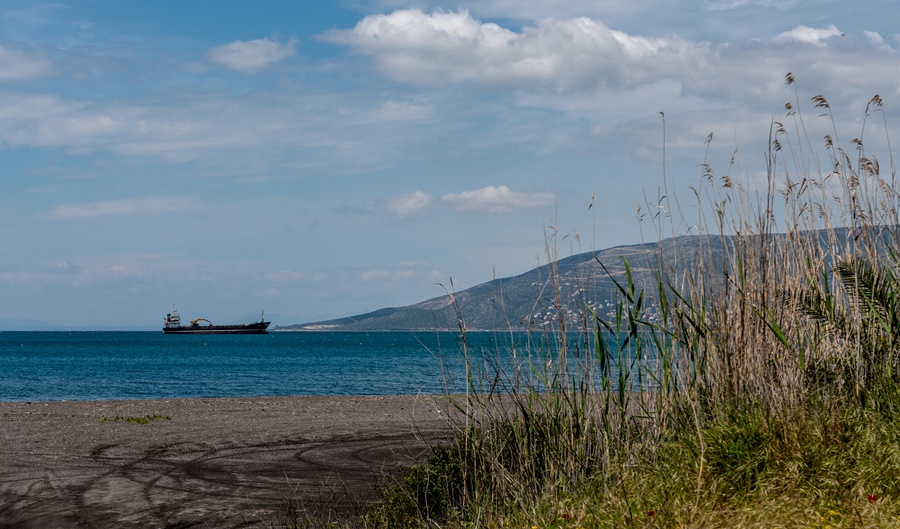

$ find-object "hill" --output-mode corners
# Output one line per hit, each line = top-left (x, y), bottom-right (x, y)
(277, 227), (861, 332)
(277, 234), (725, 332)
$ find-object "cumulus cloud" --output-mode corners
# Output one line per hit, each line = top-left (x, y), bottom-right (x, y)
(339, 191), (433, 220)
(442, 185), (554, 212)
(322, 9), (900, 119)
(208, 37), (296, 73)
(47, 196), (195, 221)
(0, 45), (52, 80)
(774, 25), (843, 47)
(385, 191), (433, 217)
(363, 0), (639, 22)
(323, 9), (711, 90)
(0, 11), (892, 186)
(864, 30), (886, 46)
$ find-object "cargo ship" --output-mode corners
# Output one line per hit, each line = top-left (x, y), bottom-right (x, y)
(163, 306), (270, 334)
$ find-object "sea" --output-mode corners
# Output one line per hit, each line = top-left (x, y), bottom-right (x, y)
(0, 330), (560, 402)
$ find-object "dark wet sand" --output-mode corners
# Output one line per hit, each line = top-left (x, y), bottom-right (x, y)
(0, 396), (455, 528)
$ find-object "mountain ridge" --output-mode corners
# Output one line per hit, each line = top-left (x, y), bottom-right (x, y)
(278, 227), (866, 332)
(277, 237), (693, 332)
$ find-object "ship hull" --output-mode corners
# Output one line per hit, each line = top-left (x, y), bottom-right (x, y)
(163, 322), (270, 335)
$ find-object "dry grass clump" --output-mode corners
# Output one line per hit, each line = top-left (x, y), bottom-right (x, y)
(359, 76), (900, 528)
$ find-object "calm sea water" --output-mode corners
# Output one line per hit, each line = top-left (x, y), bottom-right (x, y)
(0, 331), (540, 402)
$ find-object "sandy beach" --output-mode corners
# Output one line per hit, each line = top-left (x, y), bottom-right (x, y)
(0, 396), (455, 528)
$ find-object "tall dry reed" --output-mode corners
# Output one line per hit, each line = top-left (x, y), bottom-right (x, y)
(363, 75), (900, 528)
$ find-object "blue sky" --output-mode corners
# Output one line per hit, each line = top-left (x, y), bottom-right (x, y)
(1, 0), (898, 328)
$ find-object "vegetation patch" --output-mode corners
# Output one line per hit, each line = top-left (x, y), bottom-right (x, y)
(98, 413), (172, 425)
(290, 78), (900, 528)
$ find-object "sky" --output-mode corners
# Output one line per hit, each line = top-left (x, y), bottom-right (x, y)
(0, 0), (899, 328)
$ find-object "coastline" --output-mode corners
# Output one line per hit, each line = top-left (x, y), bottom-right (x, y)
(0, 395), (455, 528)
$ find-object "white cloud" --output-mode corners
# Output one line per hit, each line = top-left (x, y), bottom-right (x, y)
(360, 267), (417, 283)
(0, 45), (52, 80)
(363, 0), (643, 22)
(342, 187), (553, 217)
(703, 0), (788, 10)
(385, 191), (433, 218)
(208, 37), (296, 73)
(0, 12), (893, 188)
(0, 253), (170, 288)
(361, 270), (391, 282)
(442, 185), (554, 212)
(369, 100), (433, 122)
(341, 191), (434, 219)
(0, 93), (138, 152)
(47, 196), (195, 221)
(774, 25), (843, 47)
(323, 9), (712, 90)
(0, 90), (436, 168)
(864, 30), (886, 46)
(322, 10), (899, 122)
(267, 270), (310, 282)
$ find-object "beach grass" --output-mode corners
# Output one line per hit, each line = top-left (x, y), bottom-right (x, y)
(352, 77), (900, 528)
(98, 413), (172, 424)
